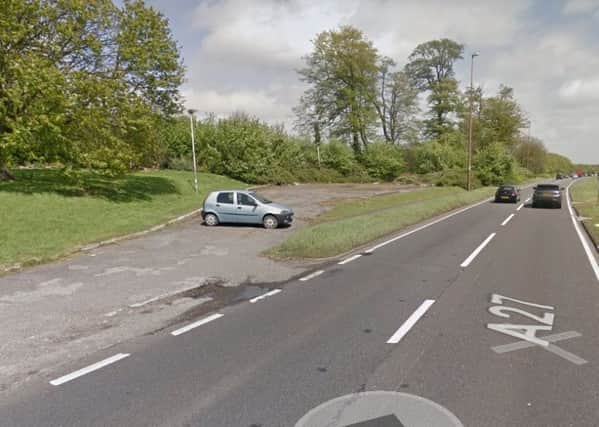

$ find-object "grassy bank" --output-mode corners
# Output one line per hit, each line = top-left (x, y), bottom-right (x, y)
(266, 186), (494, 259)
(570, 178), (599, 243)
(0, 169), (243, 268)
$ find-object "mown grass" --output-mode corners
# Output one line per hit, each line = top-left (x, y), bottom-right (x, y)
(570, 178), (599, 242)
(0, 169), (243, 268)
(266, 186), (494, 259)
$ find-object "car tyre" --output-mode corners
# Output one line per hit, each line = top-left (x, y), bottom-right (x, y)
(263, 214), (278, 229)
(204, 213), (219, 226)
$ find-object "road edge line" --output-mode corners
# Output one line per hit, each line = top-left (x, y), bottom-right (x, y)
(566, 182), (599, 282)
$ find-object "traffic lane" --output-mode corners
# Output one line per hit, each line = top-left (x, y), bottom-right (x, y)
(0, 191), (527, 426)
(370, 187), (599, 426)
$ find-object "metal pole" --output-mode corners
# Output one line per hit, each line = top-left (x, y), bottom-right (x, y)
(467, 52), (478, 191)
(188, 110), (199, 193)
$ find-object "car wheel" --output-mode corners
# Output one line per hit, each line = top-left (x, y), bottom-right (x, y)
(263, 215), (278, 229)
(204, 213), (219, 226)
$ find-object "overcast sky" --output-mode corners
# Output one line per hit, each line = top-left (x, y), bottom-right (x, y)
(146, 0), (599, 163)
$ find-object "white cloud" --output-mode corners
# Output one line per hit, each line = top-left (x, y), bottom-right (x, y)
(563, 0), (599, 14)
(559, 78), (599, 101)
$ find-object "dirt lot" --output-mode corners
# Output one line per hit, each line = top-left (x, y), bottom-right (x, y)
(0, 182), (421, 394)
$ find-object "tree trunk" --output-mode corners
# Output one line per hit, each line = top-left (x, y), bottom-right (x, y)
(0, 166), (15, 181)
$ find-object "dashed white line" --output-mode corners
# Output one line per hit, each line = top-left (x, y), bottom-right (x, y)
(501, 213), (515, 226)
(299, 270), (324, 282)
(338, 254), (362, 265)
(517, 203), (524, 211)
(171, 313), (224, 336)
(460, 233), (496, 268)
(525, 197), (531, 202)
(387, 299), (435, 344)
(250, 289), (282, 303)
(50, 353), (130, 386)
(566, 183), (599, 282)
(365, 197), (493, 254)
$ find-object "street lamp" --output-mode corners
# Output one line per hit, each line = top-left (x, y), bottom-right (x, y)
(188, 108), (199, 193)
(467, 51), (479, 191)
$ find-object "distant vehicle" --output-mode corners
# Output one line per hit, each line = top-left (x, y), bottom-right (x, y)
(556, 173), (565, 180)
(202, 190), (294, 229)
(494, 185), (520, 203)
(532, 184), (563, 208)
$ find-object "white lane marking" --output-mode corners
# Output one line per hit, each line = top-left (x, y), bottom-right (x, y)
(387, 299), (435, 344)
(50, 353), (130, 386)
(525, 197), (531, 202)
(171, 313), (224, 336)
(338, 254), (362, 265)
(365, 197), (493, 253)
(299, 270), (324, 282)
(566, 182), (599, 282)
(249, 289), (282, 303)
(517, 203), (524, 211)
(501, 213), (515, 226)
(460, 233), (496, 268)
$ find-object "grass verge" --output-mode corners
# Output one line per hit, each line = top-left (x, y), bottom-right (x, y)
(0, 169), (243, 268)
(569, 178), (599, 243)
(266, 186), (494, 259)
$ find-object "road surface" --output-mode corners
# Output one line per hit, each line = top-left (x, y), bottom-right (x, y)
(2, 180), (598, 426)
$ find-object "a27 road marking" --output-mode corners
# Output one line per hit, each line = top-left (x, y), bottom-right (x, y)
(387, 299), (435, 344)
(501, 214), (515, 226)
(50, 353), (130, 386)
(460, 233), (496, 268)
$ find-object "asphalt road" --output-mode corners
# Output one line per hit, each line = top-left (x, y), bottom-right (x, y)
(2, 179), (599, 427)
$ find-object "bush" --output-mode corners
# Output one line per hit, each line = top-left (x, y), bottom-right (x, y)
(411, 141), (466, 174)
(474, 143), (516, 186)
(361, 142), (405, 181)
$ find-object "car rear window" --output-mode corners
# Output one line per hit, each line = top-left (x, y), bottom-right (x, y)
(536, 185), (559, 190)
(499, 186), (514, 191)
(216, 192), (234, 204)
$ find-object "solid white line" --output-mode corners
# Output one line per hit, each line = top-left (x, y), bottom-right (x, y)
(338, 254), (362, 265)
(171, 313), (224, 336)
(517, 203), (524, 211)
(50, 353), (130, 386)
(365, 197), (493, 253)
(299, 270), (324, 282)
(249, 289), (282, 303)
(501, 213), (515, 226)
(566, 183), (599, 282)
(460, 233), (496, 268)
(387, 300), (435, 344)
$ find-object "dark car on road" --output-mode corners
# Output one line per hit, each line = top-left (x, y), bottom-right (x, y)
(532, 184), (563, 208)
(495, 185), (520, 203)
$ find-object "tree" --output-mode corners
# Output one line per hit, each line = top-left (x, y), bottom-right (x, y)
(478, 85), (526, 150)
(405, 39), (464, 137)
(514, 136), (547, 174)
(545, 152), (574, 174)
(296, 26), (379, 153)
(0, 0), (184, 178)
(374, 57), (419, 144)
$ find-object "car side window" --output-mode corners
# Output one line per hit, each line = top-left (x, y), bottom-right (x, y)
(216, 192), (234, 204)
(237, 193), (256, 206)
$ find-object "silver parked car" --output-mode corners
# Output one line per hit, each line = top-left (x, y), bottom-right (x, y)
(202, 190), (294, 229)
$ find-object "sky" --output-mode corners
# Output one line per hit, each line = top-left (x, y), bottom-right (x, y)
(145, 0), (599, 163)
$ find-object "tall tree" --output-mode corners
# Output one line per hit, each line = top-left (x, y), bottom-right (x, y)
(0, 0), (184, 178)
(478, 85), (526, 150)
(374, 57), (419, 144)
(296, 26), (379, 153)
(405, 39), (464, 137)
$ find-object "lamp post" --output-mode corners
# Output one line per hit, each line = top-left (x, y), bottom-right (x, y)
(188, 109), (199, 193)
(467, 52), (479, 191)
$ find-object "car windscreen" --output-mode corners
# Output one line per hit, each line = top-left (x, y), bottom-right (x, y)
(251, 193), (272, 204)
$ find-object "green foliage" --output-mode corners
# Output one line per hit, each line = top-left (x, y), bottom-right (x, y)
(0, 0), (184, 175)
(474, 143), (516, 186)
(412, 141), (466, 174)
(361, 142), (405, 180)
(513, 137), (547, 174)
(545, 152), (574, 174)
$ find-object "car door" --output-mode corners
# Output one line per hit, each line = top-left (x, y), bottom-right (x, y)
(236, 192), (260, 224)
(215, 191), (237, 223)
